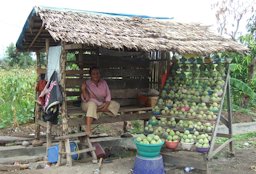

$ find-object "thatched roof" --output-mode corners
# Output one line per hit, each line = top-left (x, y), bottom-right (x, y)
(16, 6), (247, 55)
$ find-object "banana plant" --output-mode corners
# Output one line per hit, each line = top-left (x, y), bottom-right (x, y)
(230, 77), (256, 106)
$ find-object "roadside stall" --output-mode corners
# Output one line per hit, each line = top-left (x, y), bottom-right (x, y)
(134, 55), (236, 173)
(16, 6), (247, 169)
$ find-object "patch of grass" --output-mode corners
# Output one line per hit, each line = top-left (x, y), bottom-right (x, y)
(130, 120), (143, 134)
(216, 132), (256, 149)
(233, 132), (256, 141)
(216, 132), (256, 144)
(93, 124), (113, 134)
(233, 105), (256, 117)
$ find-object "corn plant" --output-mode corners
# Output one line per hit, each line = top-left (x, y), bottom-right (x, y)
(0, 68), (36, 128)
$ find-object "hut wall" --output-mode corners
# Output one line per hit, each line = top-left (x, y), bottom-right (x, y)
(65, 49), (158, 107)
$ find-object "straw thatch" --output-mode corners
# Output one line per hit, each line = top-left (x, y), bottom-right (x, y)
(19, 6), (248, 54)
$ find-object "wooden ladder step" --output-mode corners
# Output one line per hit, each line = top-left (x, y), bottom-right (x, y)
(60, 147), (96, 155)
(55, 132), (87, 140)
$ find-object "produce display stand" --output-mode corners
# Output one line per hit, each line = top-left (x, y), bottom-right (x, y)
(145, 56), (233, 173)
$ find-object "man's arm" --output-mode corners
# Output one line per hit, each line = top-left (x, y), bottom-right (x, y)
(81, 81), (89, 101)
(99, 81), (111, 112)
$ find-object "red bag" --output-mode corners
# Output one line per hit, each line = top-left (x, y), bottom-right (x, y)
(92, 143), (106, 159)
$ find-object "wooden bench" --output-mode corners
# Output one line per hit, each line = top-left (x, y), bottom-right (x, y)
(67, 105), (152, 125)
(65, 87), (153, 132)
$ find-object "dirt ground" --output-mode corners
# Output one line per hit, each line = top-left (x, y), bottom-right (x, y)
(0, 147), (256, 174)
(0, 122), (125, 138)
(0, 112), (256, 174)
(209, 147), (256, 174)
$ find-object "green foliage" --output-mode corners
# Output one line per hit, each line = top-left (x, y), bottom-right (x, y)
(130, 120), (143, 134)
(216, 132), (256, 149)
(67, 52), (79, 70)
(4, 43), (35, 68)
(230, 78), (256, 105)
(0, 68), (36, 128)
(225, 33), (256, 107)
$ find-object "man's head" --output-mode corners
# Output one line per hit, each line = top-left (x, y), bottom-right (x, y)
(89, 66), (100, 82)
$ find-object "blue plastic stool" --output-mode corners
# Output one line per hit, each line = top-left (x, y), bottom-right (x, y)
(133, 155), (165, 174)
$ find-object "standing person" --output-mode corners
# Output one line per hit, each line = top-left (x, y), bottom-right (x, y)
(36, 73), (47, 105)
(81, 66), (120, 136)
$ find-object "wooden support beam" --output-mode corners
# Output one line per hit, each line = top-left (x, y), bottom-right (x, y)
(64, 44), (93, 50)
(60, 43), (68, 135)
(208, 68), (230, 159)
(65, 139), (72, 166)
(216, 133), (232, 138)
(220, 115), (229, 127)
(86, 136), (98, 163)
(45, 38), (50, 54)
(226, 68), (234, 154)
(57, 140), (64, 166)
(67, 113), (150, 127)
(36, 51), (40, 67)
(67, 147), (96, 155)
(208, 138), (233, 160)
(35, 51), (41, 140)
(46, 121), (52, 150)
(28, 24), (44, 49)
(45, 38), (50, 71)
(55, 132), (88, 140)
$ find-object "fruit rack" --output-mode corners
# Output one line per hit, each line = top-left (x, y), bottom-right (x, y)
(147, 56), (233, 160)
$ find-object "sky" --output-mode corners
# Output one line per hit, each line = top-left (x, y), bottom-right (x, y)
(0, 0), (216, 58)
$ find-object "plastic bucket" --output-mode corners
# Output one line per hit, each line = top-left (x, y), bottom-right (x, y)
(135, 140), (164, 158)
(133, 155), (165, 174)
(47, 142), (79, 163)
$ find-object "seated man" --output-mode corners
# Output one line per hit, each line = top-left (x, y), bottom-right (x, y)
(81, 66), (120, 135)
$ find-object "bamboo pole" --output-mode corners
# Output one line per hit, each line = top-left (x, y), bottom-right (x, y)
(35, 51), (41, 140)
(226, 64), (234, 155)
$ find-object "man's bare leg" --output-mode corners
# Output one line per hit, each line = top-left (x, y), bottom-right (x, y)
(86, 117), (93, 136)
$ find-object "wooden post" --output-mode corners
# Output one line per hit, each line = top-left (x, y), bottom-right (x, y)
(86, 136), (97, 163)
(60, 43), (68, 134)
(45, 39), (49, 72)
(46, 121), (52, 149)
(57, 140), (64, 166)
(60, 43), (72, 165)
(44, 39), (52, 158)
(65, 139), (72, 166)
(35, 51), (41, 140)
(226, 65), (234, 155)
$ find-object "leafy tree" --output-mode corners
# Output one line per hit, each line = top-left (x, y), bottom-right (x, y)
(212, 0), (256, 107)
(4, 43), (35, 68)
(211, 0), (256, 40)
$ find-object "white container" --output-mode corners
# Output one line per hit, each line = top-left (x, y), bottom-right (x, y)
(181, 142), (194, 150)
